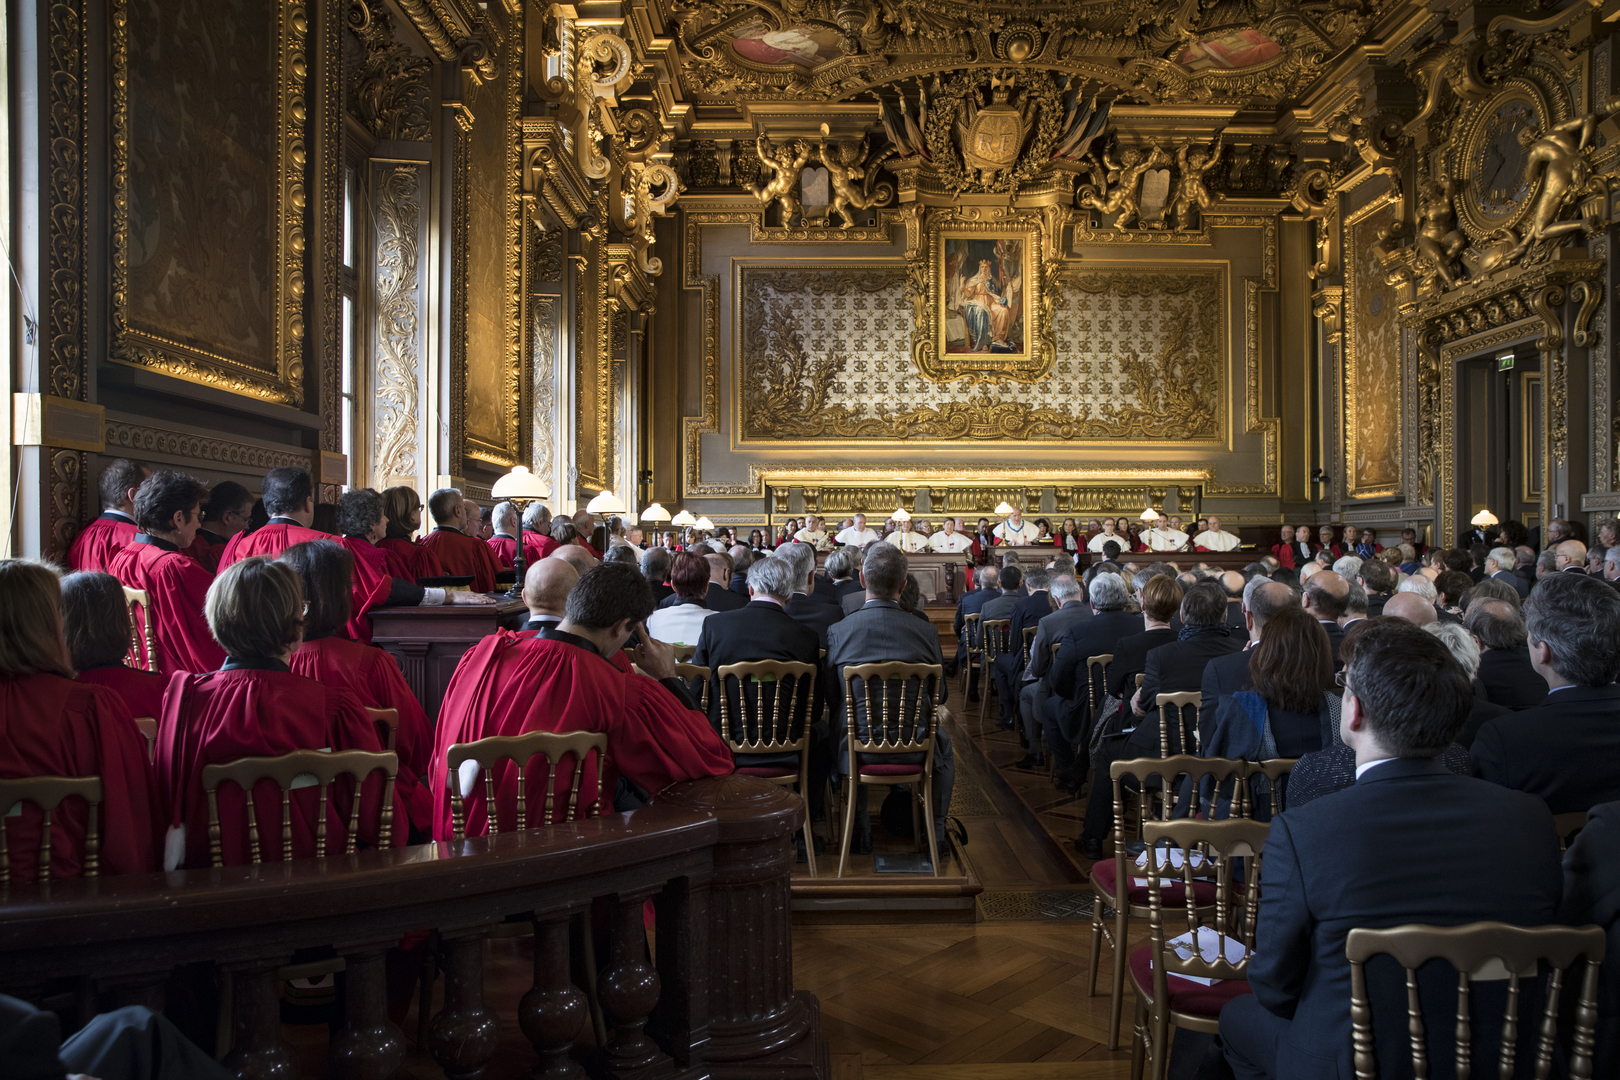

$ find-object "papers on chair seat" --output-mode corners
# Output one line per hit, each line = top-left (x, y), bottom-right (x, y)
(1135, 846), (1207, 870)
(1153, 927), (1249, 985)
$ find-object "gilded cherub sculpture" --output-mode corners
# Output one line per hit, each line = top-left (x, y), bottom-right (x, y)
(1506, 113), (1603, 260)
(1413, 176), (1467, 291)
(1170, 136), (1223, 232)
(749, 134), (813, 224)
(818, 130), (891, 229)
(1080, 141), (1169, 229)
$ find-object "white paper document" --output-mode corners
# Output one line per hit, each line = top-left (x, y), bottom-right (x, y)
(1153, 926), (1249, 985)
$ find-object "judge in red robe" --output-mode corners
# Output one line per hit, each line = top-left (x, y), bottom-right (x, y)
(106, 471), (227, 676)
(156, 557), (404, 869)
(281, 539), (434, 839)
(419, 488), (502, 593)
(182, 480), (253, 574)
(486, 500), (555, 569)
(66, 459), (148, 573)
(429, 562), (732, 841)
(378, 485), (445, 580)
(0, 559), (161, 878)
(62, 569), (169, 720)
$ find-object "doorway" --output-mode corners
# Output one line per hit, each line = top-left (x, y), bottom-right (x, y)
(1457, 346), (1541, 543)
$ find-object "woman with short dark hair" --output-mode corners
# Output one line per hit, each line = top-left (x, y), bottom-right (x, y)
(1205, 605), (1335, 765)
(63, 570), (167, 719)
(156, 557), (400, 868)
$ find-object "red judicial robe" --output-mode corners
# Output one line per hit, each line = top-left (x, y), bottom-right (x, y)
(66, 512), (139, 573)
(108, 538), (226, 676)
(486, 532), (553, 570)
(419, 527), (501, 593)
(1270, 542), (1298, 570)
(377, 535), (445, 581)
(156, 662), (405, 868)
(427, 630), (733, 841)
(289, 635), (433, 835)
(183, 528), (231, 573)
(77, 664), (167, 720)
(1, 673), (162, 878)
(334, 535), (408, 642)
(221, 520), (392, 643)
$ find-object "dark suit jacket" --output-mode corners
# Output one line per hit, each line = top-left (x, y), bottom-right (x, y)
(785, 592), (842, 649)
(1026, 602), (1092, 690)
(1561, 800), (1620, 1078)
(1244, 758), (1562, 1079)
(1483, 573), (1522, 599)
(1006, 590), (1053, 660)
(650, 581), (674, 605)
(812, 573), (859, 606)
(1224, 600), (1246, 634)
(1107, 627), (1177, 699)
(693, 600), (822, 739)
(1317, 618), (1345, 665)
(1475, 647), (1547, 710)
(729, 574), (750, 597)
(1129, 631), (1243, 754)
(1457, 694), (1510, 749)
(1472, 683), (1620, 812)
(978, 591), (1021, 626)
(1050, 609), (1146, 709)
(1199, 644), (1255, 746)
(954, 585), (997, 641)
(826, 599), (947, 740)
(1514, 565), (1537, 590)
(657, 582), (747, 612)
(1365, 592), (1389, 617)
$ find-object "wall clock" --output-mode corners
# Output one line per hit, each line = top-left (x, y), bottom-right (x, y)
(1456, 83), (1551, 240)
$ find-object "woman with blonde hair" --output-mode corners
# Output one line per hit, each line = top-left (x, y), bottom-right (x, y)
(0, 559), (161, 877)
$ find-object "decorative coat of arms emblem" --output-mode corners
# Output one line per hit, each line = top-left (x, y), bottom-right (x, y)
(956, 77), (1035, 183)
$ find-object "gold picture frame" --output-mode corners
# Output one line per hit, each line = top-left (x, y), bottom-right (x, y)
(108, 0), (308, 406)
(911, 214), (1052, 384)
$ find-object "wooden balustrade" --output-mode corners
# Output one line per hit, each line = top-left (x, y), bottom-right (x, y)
(0, 775), (827, 1080)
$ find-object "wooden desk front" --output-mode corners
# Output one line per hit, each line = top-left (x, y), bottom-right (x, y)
(370, 598), (529, 719)
(1073, 550), (1259, 572)
(813, 549), (969, 605)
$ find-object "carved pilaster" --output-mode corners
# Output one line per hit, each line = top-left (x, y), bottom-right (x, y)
(372, 164), (427, 489)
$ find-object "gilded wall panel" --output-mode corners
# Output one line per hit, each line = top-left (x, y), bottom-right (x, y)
(110, 0), (306, 405)
(371, 163), (427, 489)
(459, 13), (523, 465)
(1344, 200), (1402, 498)
(737, 266), (1222, 443)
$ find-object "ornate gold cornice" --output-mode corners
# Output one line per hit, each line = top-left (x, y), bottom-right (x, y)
(392, 0), (471, 61)
(104, 420), (311, 472)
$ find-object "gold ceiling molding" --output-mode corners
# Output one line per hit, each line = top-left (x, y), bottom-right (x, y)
(391, 0), (473, 61)
(109, 0), (308, 406)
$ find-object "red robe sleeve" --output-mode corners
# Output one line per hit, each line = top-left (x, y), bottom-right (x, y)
(67, 516), (139, 573)
(108, 545), (227, 676)
(337, 537), (397, 644)
(359, 647), (434, 834)
(614, 675), (735, 794)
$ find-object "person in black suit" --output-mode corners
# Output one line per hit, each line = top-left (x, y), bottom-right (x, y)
(1554, 539), (1589, 575)
(1217, 570), (1248, 633)
(1045, 572), (1144, 787)
(1105, 575), (1182, 702)
(1561, 799), (1620, 1078)
(640, 546), (674, 606)
(727, 545), (754, 598)
(992, 568), (1052, 727)
(952, 565), (1000, 698)
(826, 544), (954, 854)
(1014, 572), (1090, 769)
(1219, 621), (1564, 1080)
(1356, 558), (1394, 616)
(775, 542), (844, 649)
(1199, 579), (1298, 746)
(1465, 599), (1546, 709)
(1483, 545), (1531, 598)
(1472, 572), (1620, 813)
(1301, 570), (1348, 663)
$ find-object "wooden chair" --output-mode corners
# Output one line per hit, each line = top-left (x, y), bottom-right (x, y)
(671, 644), (697, 662)
(836, 661), (945, 878)
(717, 660), (819, 876)
(1155, 691), (1202, 756)
(1129, 819), (1269, 1080)
(200, 749), (400, 865)
(445, 730), (608, 839)
(122, 586), (158, 673)
(1345, 921), (1607, 1080)
(959, 613), (983, 696)
(673, 662), (712, 713)
(1240, 757), (1298, 820)
(1021, 625), (1037, 667)
(0, 775), (104, 884)
(364, 706), (399, 752)
(131, 717), (158, 762)
(1090, 755), (1247, 1050)
(1086, 653), (1115, 720)
(978, 618), (1012, 733)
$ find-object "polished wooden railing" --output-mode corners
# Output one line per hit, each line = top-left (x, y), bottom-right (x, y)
(0, 775), (827, 1080)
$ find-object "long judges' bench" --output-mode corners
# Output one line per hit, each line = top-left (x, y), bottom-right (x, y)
(0, 776), (828, 1080)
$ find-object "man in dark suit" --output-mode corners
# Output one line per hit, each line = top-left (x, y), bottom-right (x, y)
(1483, 544), (1531, 598)
(992, 567), (1051, 727)
(640, 546), (674, 606)
(1199, 579), (1297, 745)
(693, 555), (829, 828)
(1561, 799), (1620, 1078)
(826, 544), (954, 855)
(1104, 576), (1181, 702)
(775, 542), (843, 649)
(727, 545), (754, 598)
(1046, 572), (1144, 794)
(813, 547), (861, 606)
(1014, 573), (1090, 769)
(1218, 571), (1247, 633)
(1472, 572), (1620, 813)
(656, 552), (747, 612)
(1301, 570), (1348, 663)
(1356, 558), (1394, 616)
(1220, 621), (1564, 1080)
(952, 565), (1000, 698)
(1465, 599), (1546, 709)
(977, 564), (1023, 625)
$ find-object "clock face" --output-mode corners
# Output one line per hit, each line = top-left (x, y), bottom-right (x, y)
(1462, 92), (1545, 234)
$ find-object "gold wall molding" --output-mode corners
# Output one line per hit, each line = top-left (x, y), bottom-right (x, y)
(530, 292), (559, 492)
(317, 0), (344, 479)
(1218, 218), (1280, 496)
(104, 421), (310, 473)
(1343, 194), (1403, 498)
(348, 0), (434, 141)
(109, 0), (308, 407)
(372, 164), (425, 489)
(391, 0), (471, 61)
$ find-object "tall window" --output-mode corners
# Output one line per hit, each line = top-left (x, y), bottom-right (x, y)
(339, 161), (361, 489)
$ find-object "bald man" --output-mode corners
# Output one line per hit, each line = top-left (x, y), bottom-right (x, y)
(1382, 591), (1438, 627)
(1219, 570), (1247, 632)
(701, 553), (747, 611)
(549, 542), (599, 576)
(522, 558), (579, 631)
(1556, 539), (1590, 575)
(1302, 569), (1349, 663)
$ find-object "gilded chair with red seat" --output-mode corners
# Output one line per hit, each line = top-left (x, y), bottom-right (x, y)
(717, 659), (819, 876)
(835, 661), (945, 878)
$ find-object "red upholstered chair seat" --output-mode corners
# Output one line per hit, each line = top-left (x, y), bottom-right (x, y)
(1128, 945), (1253, 1016)
(1091, 858), (1220, 907)
(858, 763), (924, 776)
(736, 766), (798, 778)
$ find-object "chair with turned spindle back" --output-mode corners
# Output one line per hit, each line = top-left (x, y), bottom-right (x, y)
(200, 749), (400, 865)
(0, 775), (104, 884)
(122, 586), (159, 673)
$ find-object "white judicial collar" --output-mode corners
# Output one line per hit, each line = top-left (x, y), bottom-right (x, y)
(1087, 531), (1126, 552)
(886, 531), (927, 551)
(995, 519), (1039, 545)
(1193, 529), (1241, 551)
(835, 527), (880, 546)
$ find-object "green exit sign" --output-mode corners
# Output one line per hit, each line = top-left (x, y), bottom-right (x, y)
(1497, 352), (1515, 371)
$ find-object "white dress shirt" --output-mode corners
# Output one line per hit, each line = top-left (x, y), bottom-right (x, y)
(793, 527), (830, 551)
(1147, 527), (1189, 552)
(1192, 529), (1241, 551)
(930, 531), (973, 553)
(887, 531), (927, 552)
(645, 601), (715, 647)
(1087, 531), (1127, 553)
(995, 519), (1040, 546)
(835, 527), (881, 546)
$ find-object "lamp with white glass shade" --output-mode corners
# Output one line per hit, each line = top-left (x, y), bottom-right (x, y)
(1140, 508), (1160, 522)
(994, 501), (1015, 515)
(671, 510), (696, 527)
(1471, 509), (1499, 527)
(694, 516), (715, 532)
(890, 508), (912, 521)
(490, 466), (552, 599)
(641, 502), (672, 524)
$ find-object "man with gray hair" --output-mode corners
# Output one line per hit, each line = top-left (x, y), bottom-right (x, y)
(827, 544), (956, 857)
(777, 542), (843, 648)
(1605, 545), (1620, 586)
(952, 563), (1000, 696)
(1466, 598), (1545, 710)
(1045, 572), (1145, 793)
(641, 545), (674, 605)
(1013, 574), (1090, 769)
(1536, 548), (1559, 579)
(1331, 553), (1363, 581)
(992, 567), (1055, 725)
(1356, 558), (1395, 616)
(1482, 545), (1530, 598)
(1472, 573), (1620, 812)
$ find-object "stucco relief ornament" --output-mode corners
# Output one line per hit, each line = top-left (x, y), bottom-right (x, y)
(955, 76), (1034, 184)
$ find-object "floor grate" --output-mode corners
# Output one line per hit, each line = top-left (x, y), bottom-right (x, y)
(977, 889), (1099, 921)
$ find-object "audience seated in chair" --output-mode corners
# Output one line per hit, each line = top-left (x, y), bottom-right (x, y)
(1465, 598), (1545, 710)
(0, 559), (161, 878)
(1560, 799), (1620, 1078)
(66, 458), (146, 574)
(1202, 605), (1334, 768)
(1013, 571), (1089, 770)
(63, 570), (167, 720)
(1219, 620), (1564, 1080)
(646, 551), (718, 647)
(1048, 571), (1144, 808)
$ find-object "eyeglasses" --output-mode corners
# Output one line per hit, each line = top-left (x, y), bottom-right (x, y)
(1334, 670), (1351, 690)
